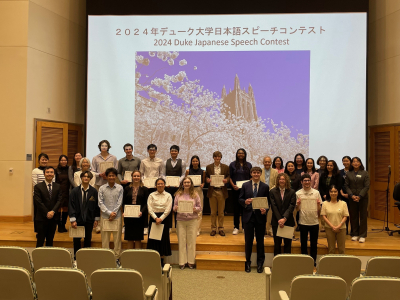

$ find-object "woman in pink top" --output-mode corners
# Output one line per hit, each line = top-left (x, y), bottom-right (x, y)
(173, 177), (202, 269)
(301, 158), (320, 190)
(272, 156), (285, 173)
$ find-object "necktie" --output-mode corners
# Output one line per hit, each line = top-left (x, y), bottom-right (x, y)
(48, 184), (52, 198)
(253, 183), (258, 198)
(82, 189), (88, 205)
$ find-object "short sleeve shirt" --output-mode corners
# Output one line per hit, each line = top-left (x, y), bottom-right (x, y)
(296, 188), (322, 226)
(321, 200), (349, 229)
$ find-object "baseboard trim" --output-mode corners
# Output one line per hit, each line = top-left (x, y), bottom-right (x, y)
(0, 215), (32, 223)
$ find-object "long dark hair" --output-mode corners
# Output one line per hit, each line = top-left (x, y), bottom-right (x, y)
(57, 155), (68, 170)
(303, 158), (316, 174)
(234, 148), (250, 173)
(189, 155), (201, 170)
(272, 156), (284, 170)
(349, 157), (365, 171)
(324, 160), (339, 176)
(72, 152), (82, 173)
(294, 153), (306, 170)
(284, 161), (296, 180)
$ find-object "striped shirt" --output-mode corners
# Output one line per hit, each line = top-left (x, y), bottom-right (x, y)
(98, 183), (123, 219)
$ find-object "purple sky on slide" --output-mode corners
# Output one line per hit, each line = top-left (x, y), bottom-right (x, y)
(137, 51), (310, 136)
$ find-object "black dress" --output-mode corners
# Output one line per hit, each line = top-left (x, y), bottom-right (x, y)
(123, 185), (149, 241)
(56, 166), (70, 208)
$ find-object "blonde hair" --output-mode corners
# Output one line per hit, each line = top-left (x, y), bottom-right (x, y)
(275, 173), (291, 190)
(129, 170), (144, 188)
(175, 177), (198, 199)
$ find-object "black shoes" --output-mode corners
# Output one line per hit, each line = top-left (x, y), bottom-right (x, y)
(245, 262), (251, 273)
(257, 264), (263, 273)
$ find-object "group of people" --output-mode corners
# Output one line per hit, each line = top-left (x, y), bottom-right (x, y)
(32, 140), (370, 272)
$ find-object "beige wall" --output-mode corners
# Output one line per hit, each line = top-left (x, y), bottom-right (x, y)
(368, 0), (400, 126)
(0, 0), (86, 217)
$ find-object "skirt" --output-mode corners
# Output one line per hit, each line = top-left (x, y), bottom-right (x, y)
(124, 215), (145, 241)
(147, 212), (172, 257)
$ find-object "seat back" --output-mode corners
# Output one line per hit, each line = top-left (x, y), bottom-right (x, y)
(76, 248), (116, 288)
(365, 256), (400, 277)
(120, 250), (163, 294)
(348, 276), (400, 300)
(289, 275), (347, 300)
(0, 266), (37, 300)
(35, 267), (90, 300)
(32, 247), (73, 271)
(317, 254), (361, 297)
(270, 254), (314, 300)
(0, 246), (34, 278)
(91, 268), (145, 300)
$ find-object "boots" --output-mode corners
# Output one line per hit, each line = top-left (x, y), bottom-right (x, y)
(58, 211), (68, 233)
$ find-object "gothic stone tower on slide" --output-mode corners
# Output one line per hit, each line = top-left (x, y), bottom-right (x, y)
(221, 74), (258, 122)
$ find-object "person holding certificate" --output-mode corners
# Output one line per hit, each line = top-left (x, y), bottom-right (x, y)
(164, 145), (186, 228)
(260, 156), (278, 236)
(118, 143), (141, 189)
(91, 140), (118, 190)
(98, 168), (123, 260)
(74, 157), (96, 187)
(269, 173), (296, 256)
(185, 155), (206, 236)
(229, 148), (252, 235)
(69, 171), (100, 257)
(147, 178), (173, 266)
(239, 167), (269, 273)
(173, 177), (202, 269)
(206, 151), (230, 236)
(122, 170), (149, 249)
(296, 173), (322, 266)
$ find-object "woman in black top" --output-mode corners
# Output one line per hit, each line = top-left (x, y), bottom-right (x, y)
(284, 161), (301, 191)
(123, 170), (149, 249)
(294, 153), (306, 175)
(340, 156), (351, 234)
(185, 155), (206, 236)
(317, 155), (328, 175)
(56, 155), (70, 233)
(319, 160), (343, 201)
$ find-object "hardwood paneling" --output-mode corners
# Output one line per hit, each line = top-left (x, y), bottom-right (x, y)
(41, 127), (63, 167)
(374, 131), (390, 182)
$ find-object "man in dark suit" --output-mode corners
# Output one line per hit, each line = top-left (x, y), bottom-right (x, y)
(269, 173), (296, 256)
(69, 171), (100, 257)
(34, 166), (62, 248)
(205, 151), (230, 236)
(239, 166), (269, 273)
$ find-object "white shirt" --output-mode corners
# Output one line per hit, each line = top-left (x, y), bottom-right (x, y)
(45, 180), (53, 193)
(140, 157), (164, 179)
(148, 190), (172, 221)
(296, 188), (322, 226)
(214, 164), (221, 176)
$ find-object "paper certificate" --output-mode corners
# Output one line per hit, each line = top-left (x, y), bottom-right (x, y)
(69, 226), (85, 238)
(252, 197), (269, 209)
(301, 199), (318, 212)
(188, 175), (201, 186)
(210, 175), (224, 187)
(143, 177), (158, 188)
(124, 205), (140, 218)
(103, 220), (119, 231)
(149, 224), (164, 241)
(100, 161), (114, 173)
(178, 201), (193, 213)
(166, 176), (180, 187)
(123, 171), (133, 182)
(277, 226), (294, 239)
(236, 180), (250, 189)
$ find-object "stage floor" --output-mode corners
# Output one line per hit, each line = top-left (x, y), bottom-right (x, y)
(1, 216), (399, 257)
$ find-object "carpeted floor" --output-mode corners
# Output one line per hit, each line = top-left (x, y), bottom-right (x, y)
(172, 266), (266, 300)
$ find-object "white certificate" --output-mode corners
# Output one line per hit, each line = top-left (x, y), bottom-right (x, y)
(277, 226), (295, 239)
(143, 177), (158, 188)
(252, 197), (269, 209)
(149, 224), (164, 241)
(69, 226), (85, 238)
(236, 180), (250, 189)
(166, 176), (180, 187)
(188, 175), (201, 186)
(301, 199), (318, 211)
(178, 201), (193, 213)
(210, 175), (224, 187)
(124, 171), (133, 182)
(103, 220), (119, 231)
(100, 161), (114, 173)
(124, 205), (140, 218)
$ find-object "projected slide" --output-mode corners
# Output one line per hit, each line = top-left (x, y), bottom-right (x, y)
(87, 14), (366, 166)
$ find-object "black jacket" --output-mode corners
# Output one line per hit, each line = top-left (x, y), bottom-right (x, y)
(68, 185), (100, 223)
(319, 172), (343, 200)
(123, 186), (149, 214)
(345, 170), (370, 200)
(34, 181), (62, 221)
(269, 187), (296, 227)
(239, 181), (270, 224)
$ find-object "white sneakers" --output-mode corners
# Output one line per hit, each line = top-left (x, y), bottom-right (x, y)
(351, 236), (359, 241)
(144, 228), (148, 235)
(232, 228), (239, 235)
(359, 237), (366, 243)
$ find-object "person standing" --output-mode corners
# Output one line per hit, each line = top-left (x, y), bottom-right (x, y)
(118, 143), (141, 189)
(173, 177), (201, 269)
(301, 158), (319, 190)
(123, 170), (149, 249)
(284, 161), (302, 191)
(317, 155), (328, 176)
(239, 167), (270, 273)
(98, 168), (123, 260)
(340, 156), (351, 234)
(269, 173), (296, 256)
(294, 153), (306, 175)
(185, 155), (206, 236)
(345, 157), (370, 243)
(55, 155), (70, 233)
(296, 173), (322, 266)
(34, 166), (62, 247)
(69, 152), (82, 188)
(69, 171), (100, 257)
(229, 148), (252, 235)
(321, 185), (349, 254)
(147, 178), (173, 266)
(272, 156), (284, 174)
(206, 151), (230, 236)
(260, 156), (278, 235)
(74, 157), (96, 187)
